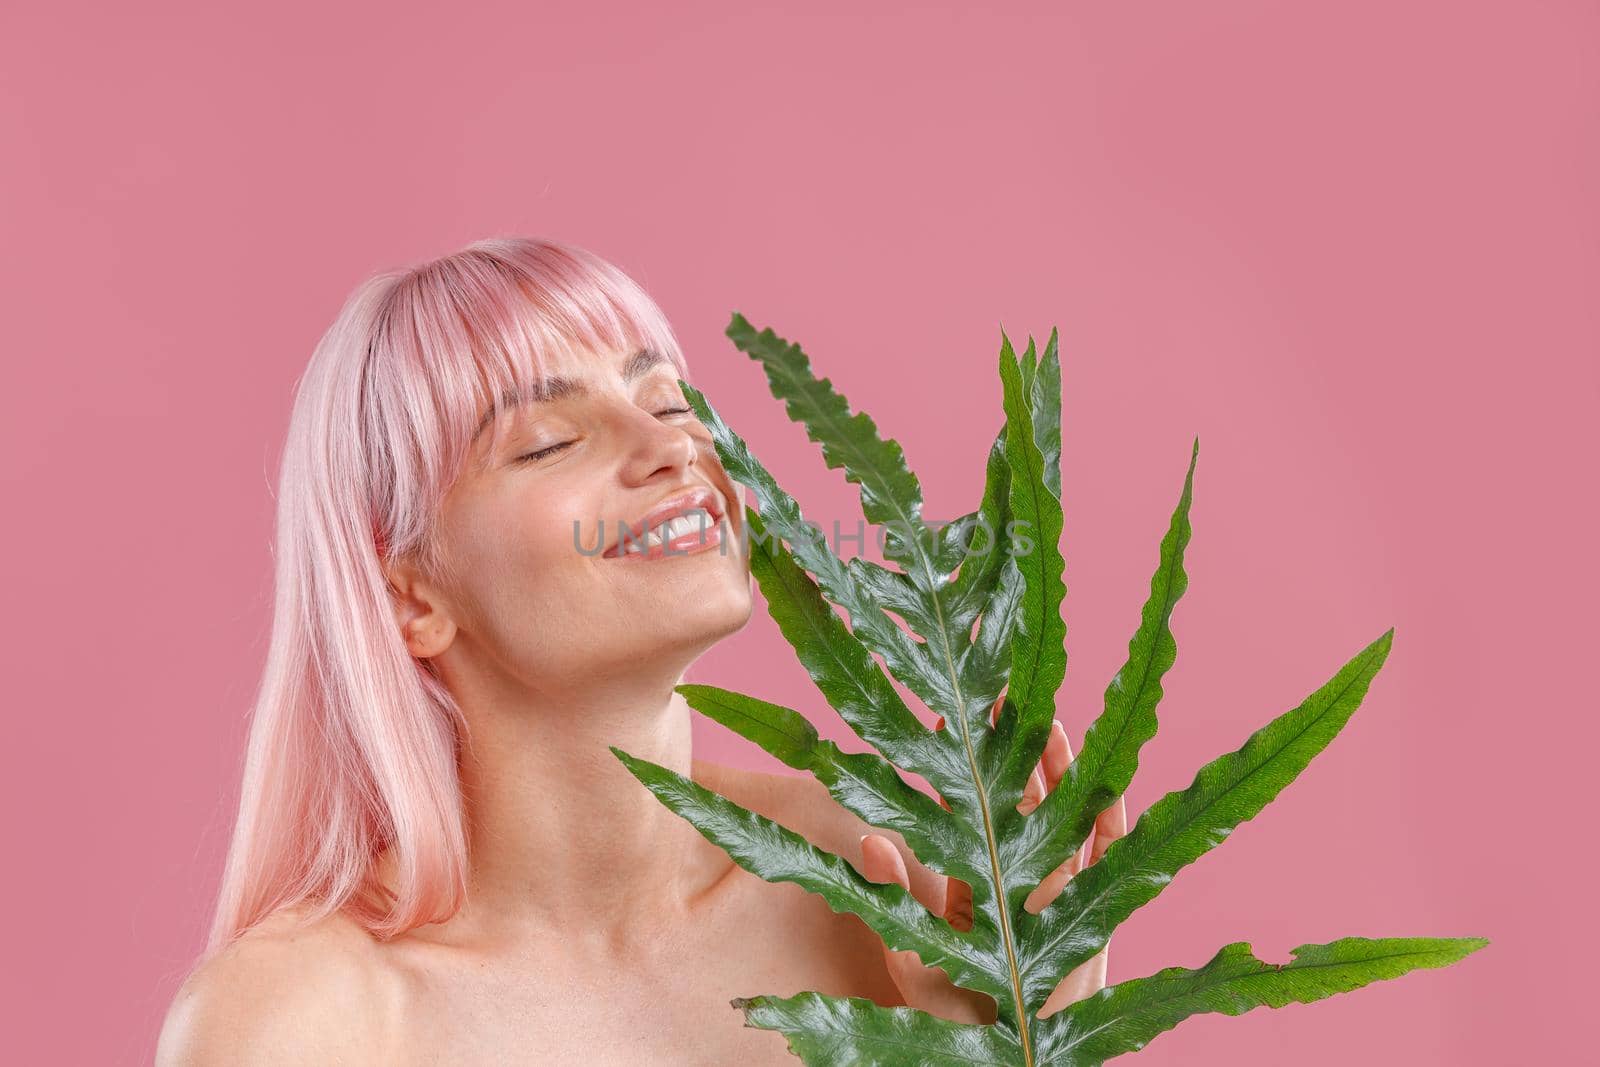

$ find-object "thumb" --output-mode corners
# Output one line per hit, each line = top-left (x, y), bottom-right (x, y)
(859, 832), (911, 890)
(859, 834), (988, 1024)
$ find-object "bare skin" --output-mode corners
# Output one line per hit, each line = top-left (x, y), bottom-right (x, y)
(156, 340), (1126, 1064)
(159, 753), (916, 1066)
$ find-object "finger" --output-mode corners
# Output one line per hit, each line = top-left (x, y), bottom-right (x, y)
(858, 836), (927, 988)
(860, 832), (912, 891)
(1087, 795), (1129, 867)
(1024, 850), (1074, 914)
(1019, 718), (1072, 815)
(1042, 719), (1071, 794)
(855, 827), (949, 917)
(1065, 724), (1088, 876)
(853, 826), (969, 933)
(1024, 770), (1095, 913)
(860, 835), (987, 1023)
(1018, 764), (1047, 814)
(1036, 941), (1111, 1021)
(859, 833), (939, 932)
(1025, 818), (1097, 913)
(943, 876), (974, 932)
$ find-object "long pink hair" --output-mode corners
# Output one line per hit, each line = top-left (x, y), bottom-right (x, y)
(206, 237), (691, 954)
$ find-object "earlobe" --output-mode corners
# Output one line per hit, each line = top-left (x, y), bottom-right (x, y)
(382, 558), (458, 659)
(404, 616), (457, 659)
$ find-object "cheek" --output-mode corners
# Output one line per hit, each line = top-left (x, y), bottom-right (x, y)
(461, 473), (595, 559)
(492, 510), (598, 579)
(450, 497), (598, 613)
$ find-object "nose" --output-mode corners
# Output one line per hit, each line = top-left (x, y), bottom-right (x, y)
(615, 403), (699, 486)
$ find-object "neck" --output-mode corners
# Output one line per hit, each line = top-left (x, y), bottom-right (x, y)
(435, 656), (725, 952)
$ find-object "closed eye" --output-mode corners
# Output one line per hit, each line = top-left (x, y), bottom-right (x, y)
(516, 406), (696, 464)
(519, 441), (572, 463)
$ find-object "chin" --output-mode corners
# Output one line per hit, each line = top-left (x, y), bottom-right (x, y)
(690, 577), (756, 642)
(602, 583), (754, 670)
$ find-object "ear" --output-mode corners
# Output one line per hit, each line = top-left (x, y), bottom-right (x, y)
(381, 555), (459, 660)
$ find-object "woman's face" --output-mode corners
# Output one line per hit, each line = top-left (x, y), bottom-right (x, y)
(399, 343), (754, 692)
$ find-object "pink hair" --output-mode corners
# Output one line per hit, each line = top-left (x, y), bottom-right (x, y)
(205, 237), (691, 954)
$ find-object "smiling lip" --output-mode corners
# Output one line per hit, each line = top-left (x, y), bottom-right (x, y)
(601, 485), (727, 559)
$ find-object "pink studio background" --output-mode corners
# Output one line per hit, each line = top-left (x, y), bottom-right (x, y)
(3, 2), (1593, 1063)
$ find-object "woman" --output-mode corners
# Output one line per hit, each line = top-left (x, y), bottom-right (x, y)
(156, 236), (1128, 1064)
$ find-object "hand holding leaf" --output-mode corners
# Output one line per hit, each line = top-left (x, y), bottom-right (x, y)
(612, 315), (1487, 1064)
(862, 713), (1130, 1026)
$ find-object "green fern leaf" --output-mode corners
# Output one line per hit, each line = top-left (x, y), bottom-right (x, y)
(611, 315), (1487, 1064)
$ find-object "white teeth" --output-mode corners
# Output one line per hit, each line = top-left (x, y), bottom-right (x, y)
(616, 507), (716, 556)
(657, 508), (713, 543)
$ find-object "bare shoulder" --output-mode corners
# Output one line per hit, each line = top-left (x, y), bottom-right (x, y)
(692, 759), (830, 836)
(156, 905), (402, 1066)
(692, 760), (883, 865)
(718, 762), (951, 912)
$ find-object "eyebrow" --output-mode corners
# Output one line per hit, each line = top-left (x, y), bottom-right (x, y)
(471, 347), (672, 444)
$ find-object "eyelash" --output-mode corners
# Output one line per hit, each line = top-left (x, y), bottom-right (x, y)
(518, 406), (696, 463)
